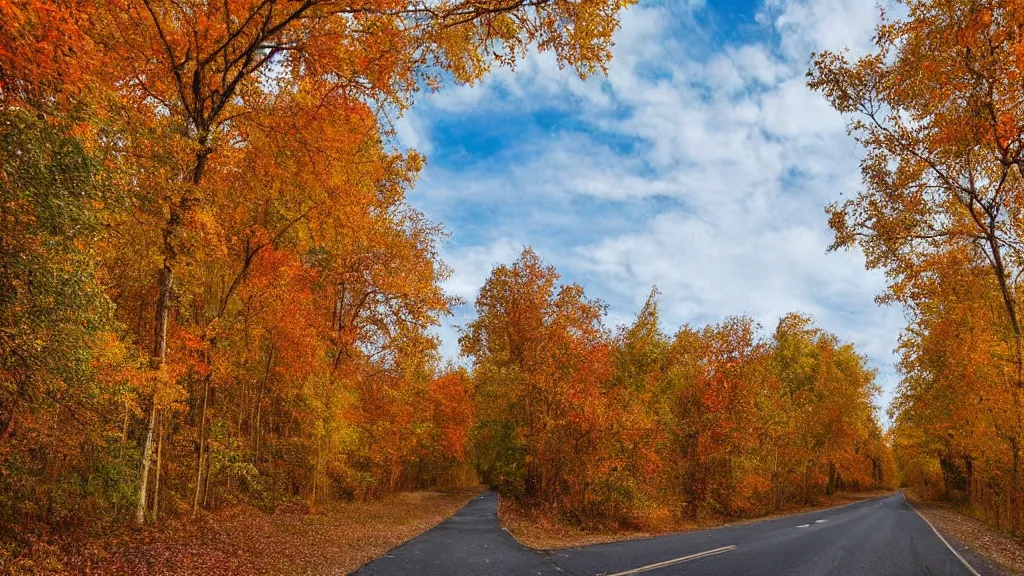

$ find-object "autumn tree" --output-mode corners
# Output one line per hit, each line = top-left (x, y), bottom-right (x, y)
(663, 317), (772, 518)
(74, 0), (636, 523)
(809, 0), (1024, 530)
(462, 249), (609, 504)
(890, 250), (1016, 525)
(0, 110), (141, 530)
(603, 289), (670, 523)
(95, 85), (462, 517)
(463, 251), (889, 527)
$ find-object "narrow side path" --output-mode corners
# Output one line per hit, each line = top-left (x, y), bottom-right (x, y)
(350, 491), (561, 576)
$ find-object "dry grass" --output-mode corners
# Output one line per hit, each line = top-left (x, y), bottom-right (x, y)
(907, 493), (1024, 576)
(500, 490), (895, 550)
(498, 499), (677, 550)
(7, 488), (481, 575)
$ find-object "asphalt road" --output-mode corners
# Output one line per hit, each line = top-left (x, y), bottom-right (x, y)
(352, 491), (1001, 576)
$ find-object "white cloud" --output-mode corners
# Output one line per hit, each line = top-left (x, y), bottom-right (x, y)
(765, 0), (886, 60)
(440, 238), (525, 304)
(393, 111), (432, 154)
(759, 77), (846, 138)
(409, 0), (905, 413)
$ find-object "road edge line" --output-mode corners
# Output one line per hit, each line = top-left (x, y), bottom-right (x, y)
(902, 491), (981, 576)
(602, 545), (737, 576)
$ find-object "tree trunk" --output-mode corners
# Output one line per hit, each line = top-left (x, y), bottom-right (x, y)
(254, 346), (273, 464)
(154, 410), (163, 521)
(192, 374), (210, 516)
(1014, 438), (1020, 533)
(136, 254), (174, 525)
(136, 133), (210, 525)
(135, 401), (156, 525)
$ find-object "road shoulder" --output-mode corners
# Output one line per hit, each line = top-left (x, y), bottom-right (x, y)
(907, 494), (1024, 576)
(45, 488), (482, 575)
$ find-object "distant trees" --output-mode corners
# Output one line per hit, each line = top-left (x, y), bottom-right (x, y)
(463, 249), (892, 528)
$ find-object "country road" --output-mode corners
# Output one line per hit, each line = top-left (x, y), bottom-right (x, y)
(352, 492), (1004, 576)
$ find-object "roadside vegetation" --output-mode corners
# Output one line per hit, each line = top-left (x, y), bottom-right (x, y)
(809, 0), (1024, 551)
(464, 249), (894, 532)
(14, 0), (1024, 573)
(0, 0), (635, 571)
(5, 489), (479, 575)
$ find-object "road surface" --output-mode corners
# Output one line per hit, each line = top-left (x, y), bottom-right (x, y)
(352, 491), (1002, 575)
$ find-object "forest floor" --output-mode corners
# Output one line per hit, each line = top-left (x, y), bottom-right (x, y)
(499, 489), (895, 550)
(907, 492), (1024, 576)
(3, 488), (481, 575)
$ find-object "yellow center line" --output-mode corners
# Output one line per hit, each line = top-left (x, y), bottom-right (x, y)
(601, 545), (738, 576)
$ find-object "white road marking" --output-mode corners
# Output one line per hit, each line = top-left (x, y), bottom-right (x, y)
(797, 523), (810, 528)
(815, 519), (827, 524)
(602, 545), (737, 576)
(902, 492), (980, 576)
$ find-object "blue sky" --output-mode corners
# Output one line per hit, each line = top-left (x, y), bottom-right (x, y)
(396, 0), (905, 415)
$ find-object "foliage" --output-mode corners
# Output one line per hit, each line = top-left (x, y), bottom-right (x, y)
(0, 0), (638, 551)
(0, 0), (899, 565)
(463, 249), (891, 528)
(0, 110), (141, 531)
(809, 0), (1024, 535)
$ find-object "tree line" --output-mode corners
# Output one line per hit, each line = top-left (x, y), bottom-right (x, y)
(0, 0), (634, 537)
(464, 249), (892, 527)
